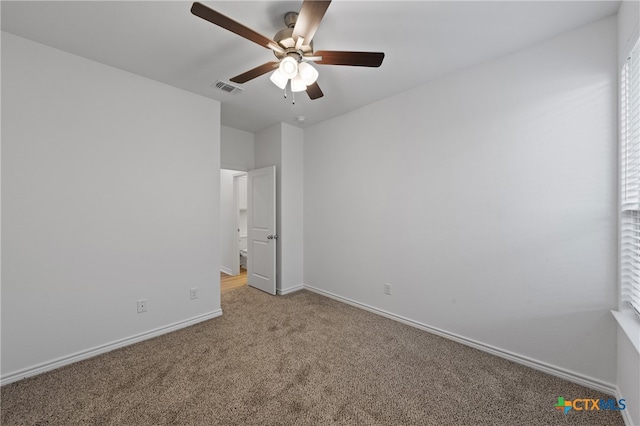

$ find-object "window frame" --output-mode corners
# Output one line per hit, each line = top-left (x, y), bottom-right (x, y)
(619, 36), (640, 320)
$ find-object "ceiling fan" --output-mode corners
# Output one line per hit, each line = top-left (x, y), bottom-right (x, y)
(191, 1), (385, 100)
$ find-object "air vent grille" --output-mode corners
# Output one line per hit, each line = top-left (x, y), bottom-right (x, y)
(212, 80), (243, 95)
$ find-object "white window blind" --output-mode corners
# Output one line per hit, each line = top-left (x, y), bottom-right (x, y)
(621, 37), (640, 316)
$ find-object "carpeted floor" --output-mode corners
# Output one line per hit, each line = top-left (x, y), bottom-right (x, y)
(1, 287), (625, 425)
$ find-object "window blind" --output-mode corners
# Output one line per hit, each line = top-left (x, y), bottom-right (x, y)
(621, 37), (640, 316)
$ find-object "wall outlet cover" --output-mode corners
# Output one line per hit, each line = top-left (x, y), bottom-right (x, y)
(384, 283), (392, 295)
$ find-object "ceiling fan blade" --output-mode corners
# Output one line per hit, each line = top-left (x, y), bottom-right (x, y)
(306, 82), (324, 100)
(292, 0), (331, 44)
(314, 51), (385, 67)
(230, 62), (279, 84)
(191, 2), (277, 50)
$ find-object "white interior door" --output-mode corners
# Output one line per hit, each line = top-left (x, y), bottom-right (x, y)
(247, 166), (276, 295)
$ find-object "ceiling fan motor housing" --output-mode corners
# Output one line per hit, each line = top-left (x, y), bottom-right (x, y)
(273, 12), (313, 61)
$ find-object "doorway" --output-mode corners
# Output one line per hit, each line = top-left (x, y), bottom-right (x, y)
(220, 169), (248, 291)
(220, 166), (277, 295)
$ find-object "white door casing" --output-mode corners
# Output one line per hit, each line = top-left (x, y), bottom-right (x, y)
(247, 166), (276, 295)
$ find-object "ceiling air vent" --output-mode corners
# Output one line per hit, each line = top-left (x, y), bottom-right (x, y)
(212, 80), (243, 95)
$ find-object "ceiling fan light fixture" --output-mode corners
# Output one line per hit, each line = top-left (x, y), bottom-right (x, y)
(270, 69), (288, 89)
(279, 56), (298, 79)
(291, 75), (307, 92)
(298, 62), (318, 85)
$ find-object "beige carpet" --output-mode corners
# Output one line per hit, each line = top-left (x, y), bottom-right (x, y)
(1, 287), (624, 425)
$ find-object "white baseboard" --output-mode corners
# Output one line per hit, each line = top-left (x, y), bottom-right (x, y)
(278, 284), (305, 295)
(0, 309), (223, 386)
(302, 284), (617, 396)
(220, 266), (233, 275)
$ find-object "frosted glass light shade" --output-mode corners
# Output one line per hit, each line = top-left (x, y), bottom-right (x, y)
(291, 75), (307, 92)
(279, 56), (298, 79)
(270, 69), (288, 89)
(298, 62), (319, 85)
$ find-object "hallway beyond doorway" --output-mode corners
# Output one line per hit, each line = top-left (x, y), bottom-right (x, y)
(221, 270), (247, 293)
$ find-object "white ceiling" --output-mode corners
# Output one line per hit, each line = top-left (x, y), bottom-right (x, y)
(1, 1), (621, 133)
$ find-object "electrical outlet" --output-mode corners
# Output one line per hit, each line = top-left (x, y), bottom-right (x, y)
(190, 287), (199, 300)
(137, 299), (147, 313)
(384, 283), (392, 295)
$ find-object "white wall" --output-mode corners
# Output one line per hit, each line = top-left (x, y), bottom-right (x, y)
(617, 327), (640, 425)
(618, 0), (640, 68)
(280, 124), (304, 292)
(221, 125), (255, 171)
(616, 2), (640, 424)
(304, 17), (618, 389)
(254, 123), (304, 293)
(1, 33), (221, 381)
